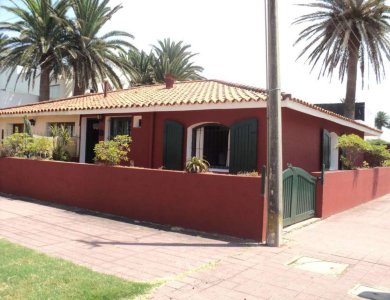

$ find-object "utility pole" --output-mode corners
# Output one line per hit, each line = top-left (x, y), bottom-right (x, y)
(265, 0), (283, 247)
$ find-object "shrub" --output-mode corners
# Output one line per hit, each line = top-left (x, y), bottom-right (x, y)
(27, 136), (53, 159)
(337, 134), (370, 169)
(238, 171), (259, 176)
(2, 133), (52, 159)
(185, 157), (209, 173)
(383, 160), (390, 167)
(365, 143), (390, 167)
(50, 124), (72, 161)
(3, 133), (33, 157)
(94, 135), (132, 166)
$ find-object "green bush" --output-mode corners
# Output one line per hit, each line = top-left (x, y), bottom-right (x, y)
(337, 134), (390, 169)
(185, 157), (210, 173)
(94, 135), (132, 166)
(50, 124), (72, 162)
(365, 143), (390, 167)
(337, 134), (370, 169)
(383, 160), (390, 167)
(3, 133), (52, 159)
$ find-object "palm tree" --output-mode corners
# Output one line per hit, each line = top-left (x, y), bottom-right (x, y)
(0, 0), (70, 101)
(294, 0), (390, 119)
(152, 38), (204, 83)
(65, 0), (135, 95)
(375, 111), (390, 130)
(121, 49), (155, 86)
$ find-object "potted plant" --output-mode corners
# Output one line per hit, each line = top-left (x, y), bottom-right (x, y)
(185, 157), (210, 173)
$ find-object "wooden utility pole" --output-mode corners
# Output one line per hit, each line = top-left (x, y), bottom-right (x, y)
(265, 0), (283, 247)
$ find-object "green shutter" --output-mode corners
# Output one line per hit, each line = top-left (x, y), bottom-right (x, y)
(163, 120), (184, 170)
(229, 118), (258, 173)
(322, 129), (331, 170)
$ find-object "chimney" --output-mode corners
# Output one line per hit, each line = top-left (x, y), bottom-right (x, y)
(164, 74), (175, 89)
(103, 79), (109, 97)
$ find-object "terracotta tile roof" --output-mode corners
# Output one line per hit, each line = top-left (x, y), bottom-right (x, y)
(0, 80), (267, 116)
(0, 79), (380, 134)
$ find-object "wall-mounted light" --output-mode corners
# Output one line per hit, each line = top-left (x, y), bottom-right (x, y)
(29, 119), (36, 126)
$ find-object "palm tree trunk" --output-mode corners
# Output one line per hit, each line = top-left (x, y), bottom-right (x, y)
(344, 40), (360, 120)
(73, 64), (86, 96)
(39, 64), (51, 101)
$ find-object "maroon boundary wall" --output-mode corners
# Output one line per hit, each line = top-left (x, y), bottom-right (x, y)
(0, 158), (265, 241)
(314, 168), (390, 218)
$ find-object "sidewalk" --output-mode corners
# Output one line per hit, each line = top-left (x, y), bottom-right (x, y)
(1, 193), (390, 299)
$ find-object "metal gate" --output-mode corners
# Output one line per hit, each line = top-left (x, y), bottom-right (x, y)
(283, 166), (317, 227)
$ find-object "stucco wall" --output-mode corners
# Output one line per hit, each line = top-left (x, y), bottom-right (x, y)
(0, 115), (80, 157)
(314, 168), (390, 218)
(0, 157), (265, 241)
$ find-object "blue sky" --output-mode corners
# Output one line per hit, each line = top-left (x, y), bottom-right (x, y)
(1, 0), (389, 139)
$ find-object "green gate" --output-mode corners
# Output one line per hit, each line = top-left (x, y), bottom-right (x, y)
(283, 166), (317, 227)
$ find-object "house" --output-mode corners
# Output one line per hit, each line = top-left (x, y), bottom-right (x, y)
(0, 80), (381, 173)
(0, 67), (73, 108)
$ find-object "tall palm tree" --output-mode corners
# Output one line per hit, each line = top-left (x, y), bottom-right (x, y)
(65, 0), (135, 95)
(152, 38), (204, 83)
(375, 111), (390, 130)
(121, 49), (155, 86)
(294, 0), (390, 119)
(0, 0), (70, 101)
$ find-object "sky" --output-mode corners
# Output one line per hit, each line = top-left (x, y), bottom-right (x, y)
(0, 0), (389, 139)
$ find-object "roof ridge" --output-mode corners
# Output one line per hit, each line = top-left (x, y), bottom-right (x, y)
(209, 79), (268, 94)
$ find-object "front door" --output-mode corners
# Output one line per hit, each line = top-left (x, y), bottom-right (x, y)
(85, 119), (100, 163)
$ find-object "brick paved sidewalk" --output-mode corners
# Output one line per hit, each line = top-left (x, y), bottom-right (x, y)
(1, 193), (390, 299)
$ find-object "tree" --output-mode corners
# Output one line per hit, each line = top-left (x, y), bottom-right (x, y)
(152, 38), (204, 83)
(294, 0), (390, 119)
(375, 111), (390, 130)
(120, 49), (155, 86)
(0, 0), (70, 101)
(64, 0), (135, 95)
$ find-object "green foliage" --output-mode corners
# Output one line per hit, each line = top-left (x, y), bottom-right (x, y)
(3, 133), (52, 159)
(238, 171), (260, 176)
(337, 134), (370, 169)
(337, 134), (390, 169)
(366, 143), (390, 167)
(50, 124), (72, 161)
(152, 38), (204, 83)
(121, 49), (155, 85)
(94, 135), (132, 166)
(375, 111), (390, 130)
(383, 160), (390, 167)
(23, 116), (32, 136)
(294, 0), (390, 118)
(185, 157), (210, 173)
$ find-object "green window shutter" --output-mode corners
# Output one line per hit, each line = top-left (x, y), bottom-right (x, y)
(321, 129), (331, 170)
(163, 120), (184, 170)
(229, 118), (258, 173)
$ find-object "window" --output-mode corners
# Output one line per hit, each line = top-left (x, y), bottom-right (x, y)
(110, 117), (131, 138)
(12, 124), (24, 134)
(49, 122), (76, 137)
(192, 124), (230, 169)
(50, 84), (61, 99)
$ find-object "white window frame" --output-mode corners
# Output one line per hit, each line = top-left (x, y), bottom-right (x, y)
(186, 122), (230, 172)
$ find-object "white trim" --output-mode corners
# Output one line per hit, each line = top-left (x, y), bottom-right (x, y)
(329, 132), (339, 171)
(0, 101), (267, 118)
(1, 97), (379, 136)
(79, 117), (87, 163)
(186, 122), (211, 161)
(282, 100), (380, 137)
(104, 116), (110, 141)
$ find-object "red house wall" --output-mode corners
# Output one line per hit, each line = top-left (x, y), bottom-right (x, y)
(282, 109), (364, 172)
(104, 108), (366, 173)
